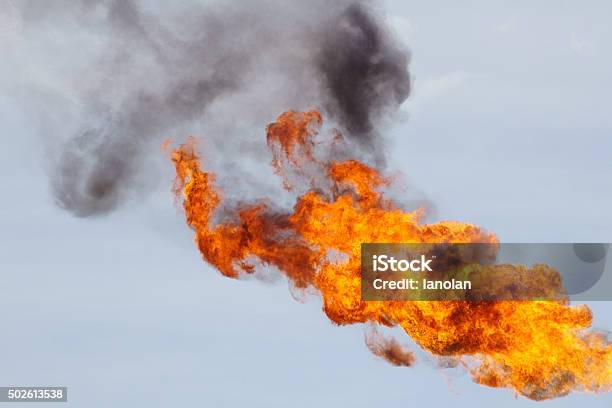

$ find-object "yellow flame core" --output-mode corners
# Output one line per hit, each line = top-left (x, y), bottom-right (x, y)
(170, 110), (612, 400)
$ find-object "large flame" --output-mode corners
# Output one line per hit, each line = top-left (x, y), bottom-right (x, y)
(170, 110), (612, 400)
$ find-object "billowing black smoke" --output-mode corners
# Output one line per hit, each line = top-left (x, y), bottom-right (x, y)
(26, 0), (411, 216)
(317, 3), (411, 148)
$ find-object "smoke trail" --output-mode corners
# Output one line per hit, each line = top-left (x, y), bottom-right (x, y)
(365, 327), (415, 367)
(316, 3), (411, 152)
(19, 0), (410, 216)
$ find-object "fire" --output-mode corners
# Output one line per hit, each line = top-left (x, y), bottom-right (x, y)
(170, 110), (612, 400)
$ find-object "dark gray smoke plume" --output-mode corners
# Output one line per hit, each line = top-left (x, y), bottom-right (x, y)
(22, 0), (410, 217)
(317, 3), (411, 147)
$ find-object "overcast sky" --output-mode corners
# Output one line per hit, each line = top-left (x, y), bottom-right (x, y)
(1, 0), (611, 407)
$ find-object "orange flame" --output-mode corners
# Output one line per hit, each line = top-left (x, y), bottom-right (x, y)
(170, 110), (612, 400)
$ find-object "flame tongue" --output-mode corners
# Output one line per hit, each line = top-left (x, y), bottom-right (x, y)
(172, 139), (319, 287)
(170, 110), (612, 400)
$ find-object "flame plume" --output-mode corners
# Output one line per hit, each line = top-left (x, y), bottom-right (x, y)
(170, 110), (612, 400)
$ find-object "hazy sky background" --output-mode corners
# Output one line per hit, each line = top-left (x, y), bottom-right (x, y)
(1, 0), (611, 407)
